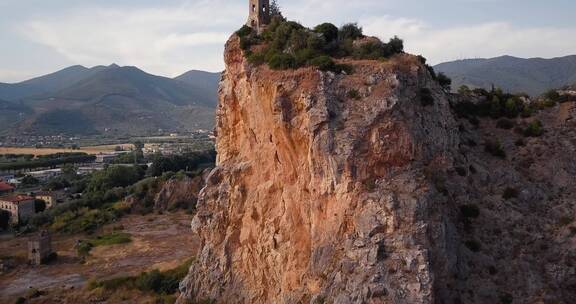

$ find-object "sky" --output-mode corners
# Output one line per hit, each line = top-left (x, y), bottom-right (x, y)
(1, 0), (575, 82)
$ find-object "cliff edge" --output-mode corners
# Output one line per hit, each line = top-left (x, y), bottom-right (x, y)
(179, 35), (461, 303)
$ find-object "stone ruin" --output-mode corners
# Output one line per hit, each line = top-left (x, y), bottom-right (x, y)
(28, 230), (54, 265)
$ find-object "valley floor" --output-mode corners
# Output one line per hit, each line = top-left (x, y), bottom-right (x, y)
(0, 212), (198, 303)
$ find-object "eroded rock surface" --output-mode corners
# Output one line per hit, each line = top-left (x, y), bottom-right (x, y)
(179, 35), (459, 304)
(179, 35), (576, 304)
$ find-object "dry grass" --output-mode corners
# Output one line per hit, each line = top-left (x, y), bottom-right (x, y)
(0, 144), (134, 156)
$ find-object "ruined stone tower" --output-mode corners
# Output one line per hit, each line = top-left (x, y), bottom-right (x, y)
(247, 0), (270, 33)
(28, 230), (53, 265)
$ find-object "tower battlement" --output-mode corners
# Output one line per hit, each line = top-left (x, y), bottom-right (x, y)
(247, 0), (270, 34)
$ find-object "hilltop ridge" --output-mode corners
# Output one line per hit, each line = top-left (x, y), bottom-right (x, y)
(0, 65), (220, 136)
(434, 55), (576, 96)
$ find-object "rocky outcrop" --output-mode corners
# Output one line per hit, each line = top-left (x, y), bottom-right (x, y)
(154, 171), (209, 211)
(179, 35), (576, 304)
(179, 35), (461, 304)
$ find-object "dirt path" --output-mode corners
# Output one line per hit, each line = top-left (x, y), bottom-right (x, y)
(0, 212), (198, 300)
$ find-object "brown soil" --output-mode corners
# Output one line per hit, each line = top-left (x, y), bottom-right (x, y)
(0, 212), (198, 302)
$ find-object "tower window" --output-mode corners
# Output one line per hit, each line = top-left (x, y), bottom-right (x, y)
(252, 4), (256, 12)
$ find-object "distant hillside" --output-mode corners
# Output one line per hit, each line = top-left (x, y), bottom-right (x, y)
(434, 55), (576, 96)
(2, 65), (220, 136)
(0, 65), (106, 101)
(0, 99), (31, 132)
(175, 70), (221, 104)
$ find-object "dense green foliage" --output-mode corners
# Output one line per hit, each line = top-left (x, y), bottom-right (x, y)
(86, 165), (145, 194)
(146, 150), (215, 177)
(437, 73), (452, 90)
(0, 153), (95, 171)
(523, 120), (544, 137)
(22, 148), (215, 233)
(76, 232), (132, 257)
(454, 88), (531, 119)
(238, 18), (404, 73)
(88, 232), (132, 246)
(88, 259), (194, 295)
(50, 206), (128, 234)
(542, 89), (572, 104)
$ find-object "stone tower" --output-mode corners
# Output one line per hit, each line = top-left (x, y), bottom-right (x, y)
(28, 230), (53, 265)
(247, 0), (270, 33)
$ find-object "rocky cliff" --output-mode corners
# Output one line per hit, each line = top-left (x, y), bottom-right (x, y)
(179, 35), (576, 303)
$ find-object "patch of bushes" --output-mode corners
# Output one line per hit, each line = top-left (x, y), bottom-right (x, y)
(452, 88), (537, 122)
(88, 232), (132, 247)
(420, 88), (434, 106)
(88, 259), (194, 295)
(523, 120), (544, 137)
(237, 18), (403, 72)
(437, 73), (452, 91)
(484, 140), (506, 159)
(347, 89), (361, 100)
(15, 297), (26, 304)
(50, 207), (124, 234)
(146, 150), (215, 177)
(269, 53), (296, 70)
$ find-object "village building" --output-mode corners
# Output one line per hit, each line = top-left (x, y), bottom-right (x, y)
(0, 194), (35, 225)
(28, 168), (62, 182)
(0, 181), (15, 195)
(34, 191), (57, 209)
(28, 230), (54, 265)
(248, 0), (270, 34)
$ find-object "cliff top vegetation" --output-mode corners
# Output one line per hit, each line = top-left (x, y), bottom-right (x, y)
(236, 17), (405, 73)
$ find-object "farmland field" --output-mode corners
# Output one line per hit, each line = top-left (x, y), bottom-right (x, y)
(0, 144), (134, 156)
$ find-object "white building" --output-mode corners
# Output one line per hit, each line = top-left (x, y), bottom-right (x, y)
(0, 195), (36, 225)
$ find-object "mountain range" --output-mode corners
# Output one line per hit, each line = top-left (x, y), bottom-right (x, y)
(0, 65), (220, 136)
(434, 55), (576, 96)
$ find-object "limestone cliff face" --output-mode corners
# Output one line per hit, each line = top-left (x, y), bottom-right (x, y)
(179, 35), (461, 304)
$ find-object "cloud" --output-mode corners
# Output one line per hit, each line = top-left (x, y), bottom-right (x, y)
(20, 0), (245, 76)
(362, 16), (576, 64)
(11, 0), (576, 81)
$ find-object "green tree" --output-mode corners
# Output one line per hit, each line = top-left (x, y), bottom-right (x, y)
(489, 95), (502, 118)
(437, 73), (452, 90)
(21, 175), (40, 186)
(87, 165), (144, 194)
(133, 141), (145, 164)
(339, 23), (363, 40)
(61, 163), (77, 178)
(270, 0), (282, 17)
(314, 23), (339, 42)
(34, 199), (47, 213)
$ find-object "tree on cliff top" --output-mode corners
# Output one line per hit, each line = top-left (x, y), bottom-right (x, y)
(270, 0), (282, 17)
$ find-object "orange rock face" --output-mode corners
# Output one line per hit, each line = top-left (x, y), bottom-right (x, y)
(179, 35), (460, 304)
